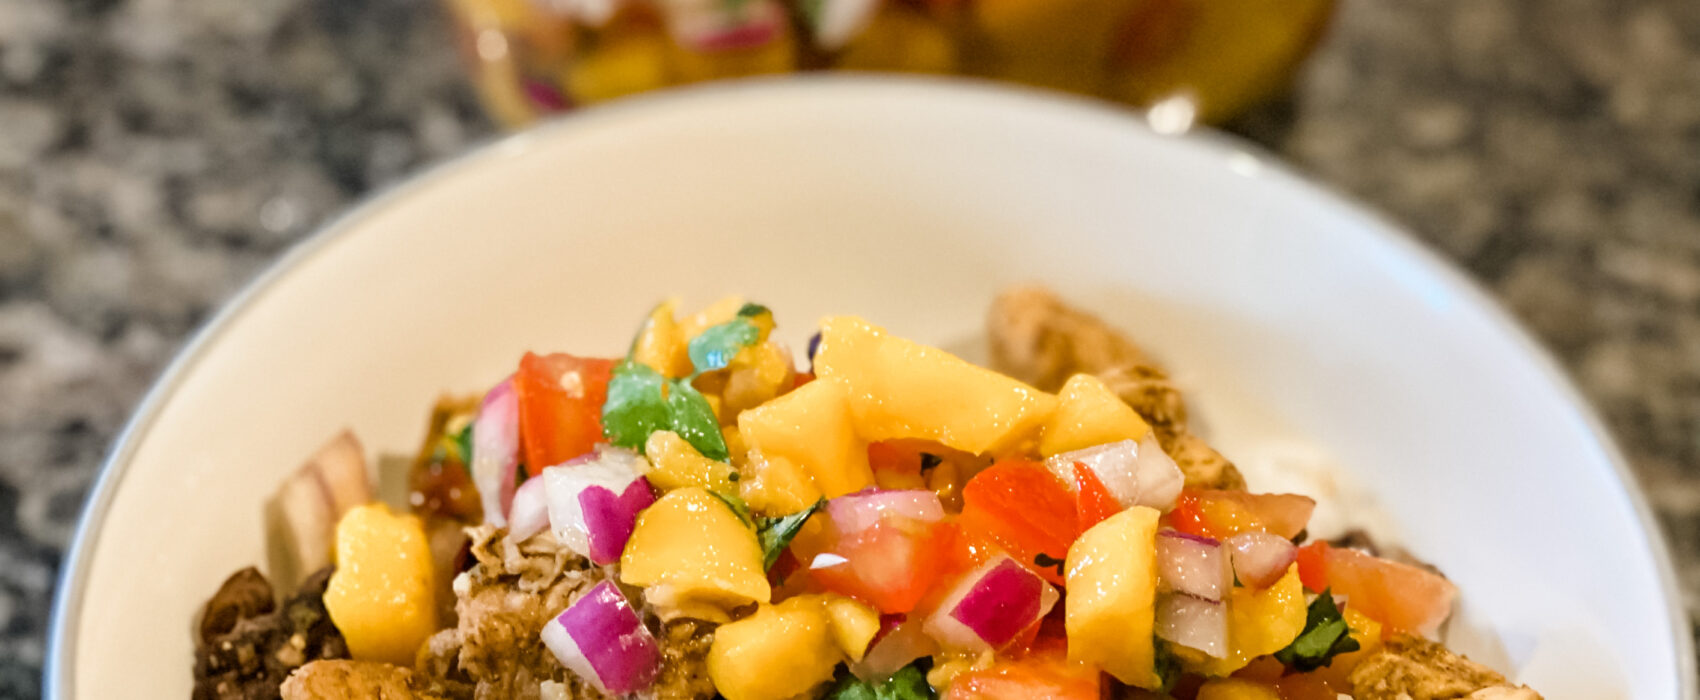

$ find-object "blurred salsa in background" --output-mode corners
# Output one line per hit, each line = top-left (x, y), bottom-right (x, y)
(446, 0), (1336, 127)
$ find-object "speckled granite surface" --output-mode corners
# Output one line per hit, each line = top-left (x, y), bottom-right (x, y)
(1, 0), (1696, 696)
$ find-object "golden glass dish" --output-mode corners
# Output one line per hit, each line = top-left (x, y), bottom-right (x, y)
(448, 0), (1335, 127)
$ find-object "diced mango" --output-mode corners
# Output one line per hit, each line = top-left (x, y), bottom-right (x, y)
(322, 504), (437, 666)
(709, 596), (844, 700)
(838, 7), (958, 73)
(630, 300), (692, 378)
(1064, 505), (1160, 688)
(723, 341), (796, 416)
(740, 452), (823, 515)
(737, 378), (874, 499)
(1196, 678), (1283, 700)
(679, 296), (749, 340)
(621, 487), (771, 621)
(814, 316), (1057, 456)
(822, 594), (881, 661)
(1187, 565), (1307, 676)
(564, 22), (673, 105)
(1039, 373), (1152, 456)
(644, 430), (738, 493)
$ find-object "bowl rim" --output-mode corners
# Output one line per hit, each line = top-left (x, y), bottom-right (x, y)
(44, 75), (1697, 698)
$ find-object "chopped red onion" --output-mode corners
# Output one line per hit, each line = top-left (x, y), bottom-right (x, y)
(1224, 531), (1298, 589)
(1156, 529), (1229, 602)
(923, 555), (1059, 653)
(471, 377), (520, 527)
(667, 0), (786, 51)
(1155, 593), (1228, 658)
(1044, 434), (1185, 512)
(544, 447), (655, 564)
(540, 581), (660, 694)
(507, 475), (551, 542)
(850, 617), (937, 682)
(827, 489), (944, 534)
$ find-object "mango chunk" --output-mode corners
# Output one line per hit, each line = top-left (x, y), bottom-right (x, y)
(620, 487), (771, 621)
(1039, 373), (1152, 456)
(1187, 565), (1307, 676)
(737, 378), (873, 499)
(814, 316), (1057, 456)
(630, 300), (692, 378)
(822, 594), (881, 661)
(1196, 678), (1283, 700)
(740, 452), (823, 516)
(709, 596), (843, 700)
(1064, 505), (1161, 688)
(644, 430), (738, 493)
(322, 504), (437, 666)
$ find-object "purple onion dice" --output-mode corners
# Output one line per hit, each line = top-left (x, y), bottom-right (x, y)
(827, 488), (944, 534)
(543, 447), (656, 564)
(471, 377), (520, 526)
(1156, 529), (1229, 601)
(923, 555), (1059, 652)
(541, 581), (660, 694)
(1224, 530), (1298, 589)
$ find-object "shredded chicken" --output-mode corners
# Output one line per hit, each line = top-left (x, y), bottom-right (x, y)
(281, 660), (448, 699)
(415, 525), (717, 700)
(1349, 636), (1543, 700)
(986, 285), (1245, 490)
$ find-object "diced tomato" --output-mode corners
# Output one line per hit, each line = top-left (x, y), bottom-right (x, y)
(867, 441), (930, 491)
(1073, 462), (1120, 529)
(1293, 542), (1458, 636)
(792, 371), (815, 389)
(1166, 489), (1315, 540)
(807, 516), (956, 613)
(513, 352), (615, 476)
(1273, 673), (1337, 700)
(958, 460), (1080, 585)
(944, 639), (1101, 700)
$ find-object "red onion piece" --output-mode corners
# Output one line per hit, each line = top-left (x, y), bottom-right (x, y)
(1156, 529), (1229, 602)
(666, 0), (785, 52)
(850, 617), (937, 682)
(827, 489), (944, 534)
(1044, 434), (1184, 512)
(507, 475), (551, 542)
(923, 555), (1059, 653)
(1225, 531), (1298, 589)
(540, 581), (660, 694)
(1155, 593), (1228, 658)
(471, 377), (520, 527)
(543, 447), (653, 564)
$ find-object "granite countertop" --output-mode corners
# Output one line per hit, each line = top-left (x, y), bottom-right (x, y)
(1, 0), (1696, 695)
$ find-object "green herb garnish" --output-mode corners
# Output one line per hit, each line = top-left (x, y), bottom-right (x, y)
(709, 490), (755, 527)
(601, 360), (729, 461)
(451, 423), (474, 464)
(1153, 638), (1183, 694)
(687, 318), (762, 373)
(827, 663), (935, 700)
(756, 499), (825, 570)
(1273, 589), (1360, 671)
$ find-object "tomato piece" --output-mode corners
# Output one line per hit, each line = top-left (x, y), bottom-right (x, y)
(1273, 672), (1337, 700)
(958, 460), (1080, 585)
(1294, 542), (1458, 636)
(1073, 462), (1121, 529)
(808, 517), (954, 613)
(514, 352), (615, 476)
(944, 640), (1102, 700)
(1166, 489), (1315, 540)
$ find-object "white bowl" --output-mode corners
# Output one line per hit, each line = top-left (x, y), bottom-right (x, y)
(47, 78), (1693, 698)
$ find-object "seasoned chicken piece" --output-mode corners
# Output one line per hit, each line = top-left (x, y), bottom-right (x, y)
(281, 660), (447, 699)
(414, 526), (718, 700)
(987, 285), (1244, 490)
(1349, 635), (1543, 700)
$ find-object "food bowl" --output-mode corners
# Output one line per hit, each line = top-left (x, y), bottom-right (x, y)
(46, 78), (1693, 698)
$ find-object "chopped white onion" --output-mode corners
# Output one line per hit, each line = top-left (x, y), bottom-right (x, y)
(1155, 592), (1228, 658)
(541, 581), (660, 694)
(923, 555), (1059, 653)
(471, 377), (520, 527)
(1156, 529), (1229, 602)
(507, 474), (551, 542)
(544, 447), (655, 564)
(1225, 531), (1298, 589)
(1044, 434), (1184, 512)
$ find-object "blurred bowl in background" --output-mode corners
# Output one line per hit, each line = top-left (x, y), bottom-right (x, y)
(446, 0), (1335, 126)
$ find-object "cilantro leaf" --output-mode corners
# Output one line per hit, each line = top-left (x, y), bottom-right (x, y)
(757, 499), (825, 570)
(827, 663), (934, 700)
(665, 379), (729, 460)
(1153, 638), (1183, 694)
(601, 360), (672, 450)
(1274, 589), (1361, 671)
(708, 490), (754, 527)
(687, 318), (761, 373)
(736, 302), (771, 318)
(453, 423), (474, 465)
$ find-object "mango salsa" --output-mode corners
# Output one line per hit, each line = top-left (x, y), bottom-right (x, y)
(1186, 565), (1307, 676)
(322, 504), (437, 666)
(620, 487), (771, 621)
(814, 316), (1057, 455)
(708, 596), (844, 700)
(1064, 505), (1161, 688)
(1039, 373), (1152, 456)
(737, 377), (874, 499)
